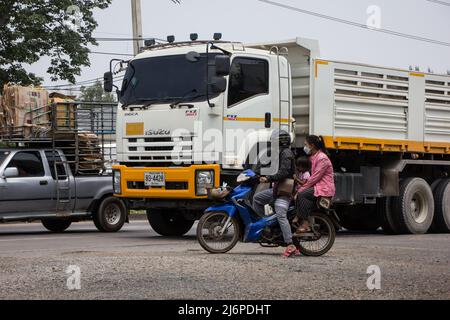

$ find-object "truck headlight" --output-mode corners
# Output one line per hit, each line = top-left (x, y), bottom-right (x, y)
(113, 170), (121, 194)
(196, 170), (214, 196)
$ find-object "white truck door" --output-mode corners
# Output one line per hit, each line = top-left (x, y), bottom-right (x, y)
(222, 56), (273, 168)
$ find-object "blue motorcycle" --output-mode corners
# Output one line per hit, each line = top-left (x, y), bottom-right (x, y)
(197, 169), (337, 256)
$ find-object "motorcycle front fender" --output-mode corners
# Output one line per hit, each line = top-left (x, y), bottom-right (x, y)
(204, 203), (237, 218)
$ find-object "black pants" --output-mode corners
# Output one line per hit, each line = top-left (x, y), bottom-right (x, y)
(296, 188), (317, 219)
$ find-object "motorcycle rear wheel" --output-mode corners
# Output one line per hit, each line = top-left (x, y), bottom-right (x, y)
(197, 211), (240, 254)
(295, 212), (336, 257)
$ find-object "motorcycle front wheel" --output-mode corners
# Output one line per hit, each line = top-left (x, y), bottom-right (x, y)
(197, 211), (240, 254)
(295, 212), (336, 257)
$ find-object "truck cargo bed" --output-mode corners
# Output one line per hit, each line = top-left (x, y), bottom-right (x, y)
(252, 38), (450, 155)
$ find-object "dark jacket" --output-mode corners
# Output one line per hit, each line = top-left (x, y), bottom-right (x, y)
(267, 147), (295, 183)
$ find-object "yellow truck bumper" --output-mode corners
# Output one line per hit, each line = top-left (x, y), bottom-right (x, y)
(113, 164), (220, 199)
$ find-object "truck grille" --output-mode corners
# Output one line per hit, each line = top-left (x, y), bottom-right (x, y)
(125, 136), (193, 162)
(127, 181), (188, 190)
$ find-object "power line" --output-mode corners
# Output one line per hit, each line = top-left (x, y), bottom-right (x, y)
(90, 51), (134, 57)
(44, 76), (124, 89)
(257, 0), (450, 48)
(93, 31), (136, 36)
(94, 37), (166, 42)
(426, 0), (450, 7)
(43, 77), (105, 88)
(41, 51), (130, 88)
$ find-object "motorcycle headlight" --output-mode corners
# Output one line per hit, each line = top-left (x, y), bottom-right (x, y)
(196, 170), (214, 196)
(113, 170), (121, 194)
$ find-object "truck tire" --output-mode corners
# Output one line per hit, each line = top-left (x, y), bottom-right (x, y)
(41, 219), (72, 233)
(391, 178), (434, 234)
(146, 209), (194, 236)
(430, 179), (450, 233)
(378, 197), (401, 235)
(338, 205), (381, 232)
(94, 197), (127, 232)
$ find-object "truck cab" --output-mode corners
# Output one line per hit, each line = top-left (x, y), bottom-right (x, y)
(108, 39), (304, 235)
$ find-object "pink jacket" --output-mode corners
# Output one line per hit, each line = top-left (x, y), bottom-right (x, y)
(297, 151), (335, 197)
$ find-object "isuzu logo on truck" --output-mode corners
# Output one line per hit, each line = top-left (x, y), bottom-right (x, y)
(145, 129), (171, 136)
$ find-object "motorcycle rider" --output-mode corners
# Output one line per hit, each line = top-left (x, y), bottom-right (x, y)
(252, 129), (298, 257)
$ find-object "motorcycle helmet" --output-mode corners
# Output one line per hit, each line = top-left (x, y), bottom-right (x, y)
(270, 129), (291, 148)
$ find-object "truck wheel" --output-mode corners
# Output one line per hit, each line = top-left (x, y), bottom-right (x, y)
(41, 219), (72, 233)
(391, 178), (434, 234)
(146, 209), (194, 236)
(378, 197), (401, 235)
(431, 179), (450, 233)
(338, 204), (381, 232)
(94, 197), (127, 232)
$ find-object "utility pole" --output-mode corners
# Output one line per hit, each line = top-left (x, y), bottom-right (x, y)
(131, 0), (143, 56)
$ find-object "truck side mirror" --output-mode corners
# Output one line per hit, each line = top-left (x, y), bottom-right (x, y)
(3, 167), (18, 178)
(104, 71), (113, 93)
(210, 77), (227, 93)
(215, 55), (230, 76)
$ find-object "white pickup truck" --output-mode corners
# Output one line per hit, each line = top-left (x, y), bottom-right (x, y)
(0, 148), (127, 233)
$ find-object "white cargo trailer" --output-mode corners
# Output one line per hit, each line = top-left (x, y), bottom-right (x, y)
(106, 37), (450, 236)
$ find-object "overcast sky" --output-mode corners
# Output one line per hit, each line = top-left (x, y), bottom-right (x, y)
(27, 0), (450, 91)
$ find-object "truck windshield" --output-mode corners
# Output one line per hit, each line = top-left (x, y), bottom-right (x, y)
(119, 53), (218, 107)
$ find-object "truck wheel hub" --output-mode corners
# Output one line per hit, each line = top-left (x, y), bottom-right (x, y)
(105, 204), (121, 225)
(410, 193), (427, 224)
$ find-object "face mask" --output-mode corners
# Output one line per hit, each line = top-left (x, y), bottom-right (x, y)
(304, 146), (312, 155)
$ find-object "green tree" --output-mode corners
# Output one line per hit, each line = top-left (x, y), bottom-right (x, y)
(79, 80), (116, 102)
(0, 0), (112, 91)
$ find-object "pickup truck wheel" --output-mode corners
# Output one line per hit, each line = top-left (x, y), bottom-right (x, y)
(391, 178), (434, 234)
(146, 209), (194, 236)
(94, 197), (126, 232)
(430, 179), (450, 233)
(41, 219), (72, 233)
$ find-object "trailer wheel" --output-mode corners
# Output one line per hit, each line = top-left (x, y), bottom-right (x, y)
(41, 219), (72, 233)
(94, 197), (127, 232)
(146, 209), (194, 236)
(391, 178), (434, 234)
(431, 179), (450, 233)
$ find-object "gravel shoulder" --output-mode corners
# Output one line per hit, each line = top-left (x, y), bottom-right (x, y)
(0, 221), (449, 300)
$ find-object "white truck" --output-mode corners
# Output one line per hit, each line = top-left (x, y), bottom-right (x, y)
(105, 36), (450, 236)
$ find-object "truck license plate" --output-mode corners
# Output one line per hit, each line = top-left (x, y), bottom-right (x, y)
(144, 172), (165, 187)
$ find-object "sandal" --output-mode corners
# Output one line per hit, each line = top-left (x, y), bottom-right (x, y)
(282, 245), (298, 258)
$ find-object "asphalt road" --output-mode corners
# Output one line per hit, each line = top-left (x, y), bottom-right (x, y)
(0, 221), (449, 300)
